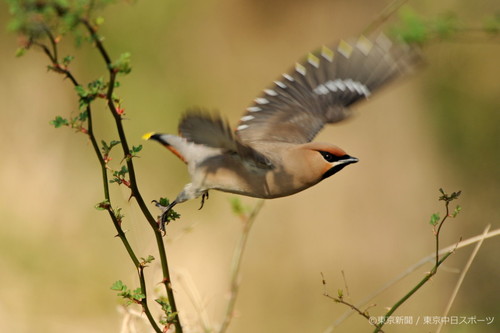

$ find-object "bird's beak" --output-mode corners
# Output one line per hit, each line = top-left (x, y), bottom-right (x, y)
(321, 155), (359, 180)
(142, 132), (156, 140)
(338, 156), (359, 165)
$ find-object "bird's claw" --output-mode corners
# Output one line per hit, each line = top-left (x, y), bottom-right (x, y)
(151, 199), (177, 234)
(198, 191), (209, 210)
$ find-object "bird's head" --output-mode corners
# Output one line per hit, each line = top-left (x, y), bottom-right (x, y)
(289, 142), (358, 184)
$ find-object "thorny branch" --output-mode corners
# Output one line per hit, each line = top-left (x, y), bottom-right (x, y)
(323, 189), (462, 333)
(19, 6), (182, 332)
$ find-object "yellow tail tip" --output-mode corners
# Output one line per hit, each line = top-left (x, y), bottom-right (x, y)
(142, 132), (156, 140)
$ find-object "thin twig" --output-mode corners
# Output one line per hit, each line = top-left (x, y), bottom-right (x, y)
(321, 273), (372, 323)
(362, 0), (410, 35)
(218, 200), (265, 333)
(176, 269), (213, 332)
(371, 190), (460, 332)
(323, 227), (500, 332)
(80, 18), (182, 331)
(341, 270), (350, 298)
(436, 224), (491, 333)
(373, 251), (454, 332)
(31, 16), (168, 332)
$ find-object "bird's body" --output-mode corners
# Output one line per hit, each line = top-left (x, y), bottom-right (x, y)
(145, 34), (419, 226)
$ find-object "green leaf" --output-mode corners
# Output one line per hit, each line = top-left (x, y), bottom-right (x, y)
(130, 145), (142, 154)
(109, 140), (120, 149)
(128, 145), (143, 158)
(391, 6), (429, 44)
(156, 197), (181, 222)
(429, 213), (440, 226)
(156, 296), (178, 324)
(112, 52), (132, 74)
(158, 197), (170, 207)
(132, 288), (145, 301)
(95, 16), (105, 26)
(113, 207), (124, 220)
(230, 197), (244, 215)
(117, 165), (128, 176)
(50, 116), (69, 128)
(141, 255), (155, 264)
(110, 280), (126, 291)
(15, 47), (27, 57)
(87, 77), (106, 94)
(95, 200), (110, 210)
(452, 205), (462, 218)
(78, 110), (89, 121)
(439, 189), (462, 202)
(101, 139), (121, 155)
(75, 85), (88, 97)
(62, 55), (74, 67)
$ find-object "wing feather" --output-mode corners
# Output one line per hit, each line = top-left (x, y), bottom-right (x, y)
(235, 34), (420, 144)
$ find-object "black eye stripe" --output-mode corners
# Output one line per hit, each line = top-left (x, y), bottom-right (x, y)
(320, 151), (344, 163)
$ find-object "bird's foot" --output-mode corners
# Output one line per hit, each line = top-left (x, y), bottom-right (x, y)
(198, 191), (209, 210)
(152, 199), (177, 234)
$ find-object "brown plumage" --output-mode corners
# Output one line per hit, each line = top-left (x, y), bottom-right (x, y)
(145, 34), (420, 229)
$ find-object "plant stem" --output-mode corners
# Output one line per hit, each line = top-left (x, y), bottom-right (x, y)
(219, 200), (264, 333)
(81, 18), (182, 332)
(434, 201), (450, 269)
(32, 20), (176, 332)
(373, 190), (458, 333)
(87, 95), (161, 332)
(373, 251), (453, 333)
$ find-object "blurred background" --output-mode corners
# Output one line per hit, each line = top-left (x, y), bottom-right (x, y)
(0, 0), (498, 332)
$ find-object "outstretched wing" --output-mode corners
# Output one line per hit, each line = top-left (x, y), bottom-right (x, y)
(178, 110), (273, 168)
(235, 34), (420, 144)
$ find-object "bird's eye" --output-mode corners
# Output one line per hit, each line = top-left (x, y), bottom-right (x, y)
(320, 151), (341, 163)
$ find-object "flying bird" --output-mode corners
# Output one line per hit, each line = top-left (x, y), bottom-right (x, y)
(144, 34), (419, 229)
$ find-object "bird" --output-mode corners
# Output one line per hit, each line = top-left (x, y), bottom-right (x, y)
(143, 33), (419, 230)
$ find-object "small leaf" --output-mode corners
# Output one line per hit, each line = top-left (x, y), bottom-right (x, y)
(158, 197), (170, 207)
(141, 255), (155, 264)
(95, 16), (105, 26)
(132, 288), (145, 301)
(15, 47), (27, 57)
(230, 197), (244, 216)
(391, 6), (429, 44)
(62, 55), (74, 67)
(78, 110), (89, 121)
(95, 200), (110, 210)
(118, 165), (128, 176)
(50, 116), (69, 128)
(429, 213), (440, 226)
(112, 52), (132, 74)
(156, 197), (181, 222)
(130, 145), (143, 154)
(75, 85), (88, 97)
(109, 140), (121, 149)
(452, 205), (462, 218)
(110, 280), (126, 291)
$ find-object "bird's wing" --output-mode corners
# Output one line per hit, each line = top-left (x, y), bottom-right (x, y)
(178, 110), (273, 168)
(235, 34), (420, 144)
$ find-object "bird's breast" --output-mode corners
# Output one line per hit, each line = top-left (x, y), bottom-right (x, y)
(195, 150), (319, 199)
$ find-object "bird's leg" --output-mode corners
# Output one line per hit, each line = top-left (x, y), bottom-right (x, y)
(198, 191), (209, 210)
(152, 199), (177, 233)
